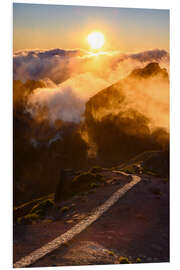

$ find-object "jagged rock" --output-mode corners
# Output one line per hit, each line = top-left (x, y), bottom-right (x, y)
(130, 62), (169, 79)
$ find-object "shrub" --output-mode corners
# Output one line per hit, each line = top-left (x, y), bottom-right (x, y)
(136, 257), (142, 263)
(30, 198), (54, 219)
(73, 172), (103, 183)
(71, 172), (104, 195)
(119, 256), (130, 264)
(17, 213), (39, 224)
(60, 206), (69, 213)
(90, 166), (102, 173)
(143, 168), (158, 176)
(123, 164), (140, 174)
(108, 251), (115, 256)
(90, 182), (99, 189)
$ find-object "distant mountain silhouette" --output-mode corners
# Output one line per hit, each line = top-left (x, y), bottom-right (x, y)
(85, 62), (169, 118)
(83, 62), (169, 164)
(129, 62), (168, 79)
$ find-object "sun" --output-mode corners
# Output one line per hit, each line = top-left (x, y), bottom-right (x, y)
(87, 32), (105, 50)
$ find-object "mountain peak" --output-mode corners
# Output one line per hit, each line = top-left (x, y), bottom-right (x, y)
(129, 62), (168, 79)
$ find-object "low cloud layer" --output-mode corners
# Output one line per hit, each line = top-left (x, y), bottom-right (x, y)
(27, 72), (109, 123)
(13, 48), (83, 83)
(14, 48), (169, 147)
(14, 48), (169, 84)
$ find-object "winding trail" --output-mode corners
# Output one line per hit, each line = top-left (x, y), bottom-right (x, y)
(13, 175), (141, 268)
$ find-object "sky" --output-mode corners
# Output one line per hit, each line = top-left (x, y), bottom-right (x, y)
(13, 3), (169, 53)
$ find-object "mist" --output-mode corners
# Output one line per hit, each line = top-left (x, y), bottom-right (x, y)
(27, 72), (109, 124)
(14, 48), (169, 83)
(23, 49), (169, 130)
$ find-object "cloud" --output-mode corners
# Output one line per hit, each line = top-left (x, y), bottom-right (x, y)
(129, 49), (169, 62)
(27, 72), (109, 123)
(13, 48), (86, 83)
(26, 61), (169, 135)
(89, 72), (169, 130)
(13, 48), (169, 84)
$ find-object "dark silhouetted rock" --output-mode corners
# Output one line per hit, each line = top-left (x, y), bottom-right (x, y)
(129, 62), (169, 79)
(55, 169), (74, 203)
(55, 169), (105, 203)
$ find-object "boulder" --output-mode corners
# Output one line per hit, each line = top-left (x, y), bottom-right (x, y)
(54, 169), (74, 203)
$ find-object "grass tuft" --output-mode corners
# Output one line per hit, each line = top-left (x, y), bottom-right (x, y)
(90, 182), (99, 189)
(119, 256), (130, 264)
(108, 251), (115, 256)
(17, 213), (39, 224)
(90, 166), (103, 173)
(60, 206), (70, 213)
(136, 257), (142, 263)
(30, 198), (54, 219)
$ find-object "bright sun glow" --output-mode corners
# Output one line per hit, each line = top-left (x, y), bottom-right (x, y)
(87, 32), (105, 50)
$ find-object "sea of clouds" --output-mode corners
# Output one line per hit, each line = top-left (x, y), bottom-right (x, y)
(14, 48), (169, 83)
(13, 48), (169, 127)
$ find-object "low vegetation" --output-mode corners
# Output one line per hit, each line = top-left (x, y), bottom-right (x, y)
(30, 198), (54, 218)
(90, 182), (99, 189)
(90, 166), (103, 173)
(119, 150), (169, 178)
(71, 171), (104, 195)
(72, 171), (104, 183)
(16, 198), (54, 224)
(17, 213), (39, 225)
(60, 206), (70, 213)
(108, 251), (115, 256)
(136, 257), (142, 263)
(119, 256), (130, 264)
(122, 163), (142, 174)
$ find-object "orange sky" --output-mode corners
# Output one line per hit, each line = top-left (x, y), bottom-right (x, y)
(13, 4), (169, 53)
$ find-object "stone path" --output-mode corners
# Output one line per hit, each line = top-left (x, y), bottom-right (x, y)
(13, 175), (141, 268)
